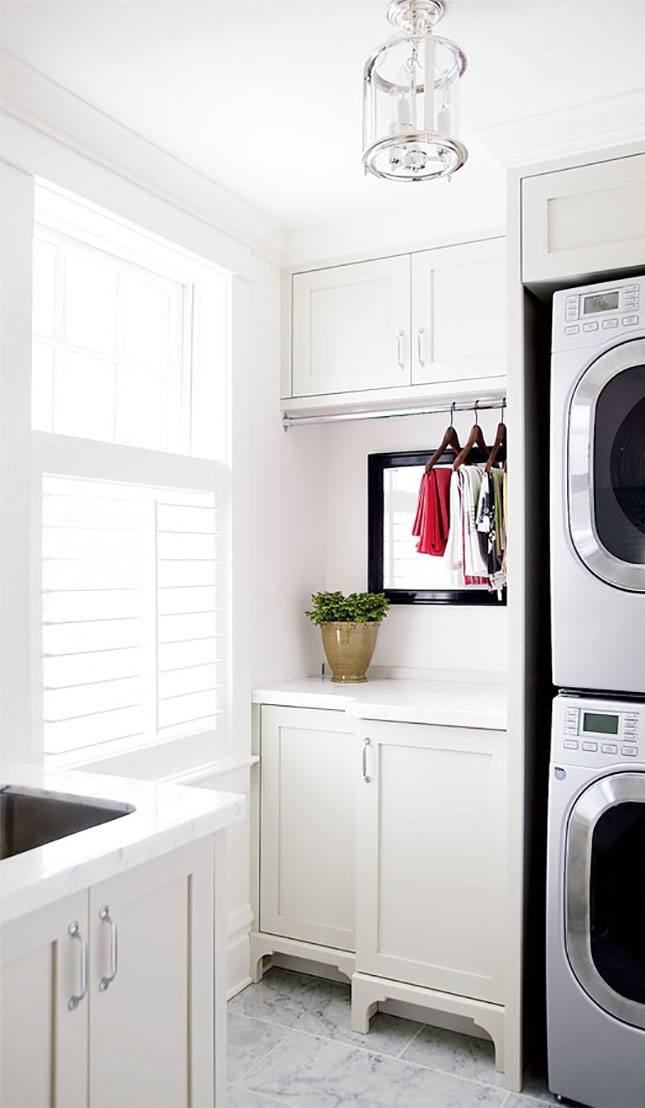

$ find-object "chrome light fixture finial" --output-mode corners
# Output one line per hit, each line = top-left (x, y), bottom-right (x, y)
(363, 0), (467, 182)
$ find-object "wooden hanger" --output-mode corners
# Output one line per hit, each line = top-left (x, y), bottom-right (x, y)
(452, 401), (489, 470)
(425, 403), (461, 473)
(485, 400), (507, 473)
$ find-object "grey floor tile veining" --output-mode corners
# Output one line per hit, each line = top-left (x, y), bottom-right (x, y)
(400, 1025), (502, 1086)
(227, 1083), (288, 1107)
(239, 1029), (508, 1108)
(228, 1012), (291, 1084)
(229, 967), (422, 1057)
(227, 967), (554, 1107)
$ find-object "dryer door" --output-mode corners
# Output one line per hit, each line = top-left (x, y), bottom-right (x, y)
(569, 337), (645, 591)
(566, 772), (645, 1028)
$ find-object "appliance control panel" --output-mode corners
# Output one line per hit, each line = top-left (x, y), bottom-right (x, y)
(553, 694), (642, 765)
(552, 275), (644, 352)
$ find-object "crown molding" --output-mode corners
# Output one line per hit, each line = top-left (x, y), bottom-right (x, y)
(0, 50), (284, 263)
(476, 88), (645, 168)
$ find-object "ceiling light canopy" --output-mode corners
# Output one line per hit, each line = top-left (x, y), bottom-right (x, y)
(362, 0), (467, 182)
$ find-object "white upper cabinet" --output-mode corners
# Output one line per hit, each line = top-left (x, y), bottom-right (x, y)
(286, 237), (507, 409)
(522, 152), (645, 283)
(411, 238), (506, 386)
(291, 255), (411, 397)
(260, 705), (356, 951)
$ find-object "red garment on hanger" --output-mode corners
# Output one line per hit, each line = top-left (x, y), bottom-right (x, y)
(413, 468), (452, 556)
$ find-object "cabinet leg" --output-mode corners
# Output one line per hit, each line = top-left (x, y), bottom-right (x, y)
(351, 975), (382, 1034)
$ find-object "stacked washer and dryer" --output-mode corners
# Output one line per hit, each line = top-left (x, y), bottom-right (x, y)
(547, 276), (645, 1106)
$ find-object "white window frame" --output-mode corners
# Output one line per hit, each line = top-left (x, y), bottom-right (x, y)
(30, 184), (232, 775)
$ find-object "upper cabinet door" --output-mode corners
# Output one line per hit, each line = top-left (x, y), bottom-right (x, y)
(291, 255), (411, 397)
(88, 841), (214, 1108)
(411, 238), (507, 386)
(522, 153), (645, 284)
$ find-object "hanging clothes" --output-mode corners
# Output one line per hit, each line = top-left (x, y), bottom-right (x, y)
(460, 465), (488, 586)
(477, 467), (506, 592)
(446, 468), (464, 584)
(412, 468), (452, 556)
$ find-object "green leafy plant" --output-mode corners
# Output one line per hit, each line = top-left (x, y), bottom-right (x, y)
(306, 591), (389, 626)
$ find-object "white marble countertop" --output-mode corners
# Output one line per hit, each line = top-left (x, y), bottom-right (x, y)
(0, 764), (245, 925)
(252, 676), (507, 731)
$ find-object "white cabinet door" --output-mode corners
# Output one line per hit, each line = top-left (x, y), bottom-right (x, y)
(260, 705), (356, 950)
(411, 238), (506, 386)
(356, 720), (506, 1003)
(522, 153), (645, 283)
(291, 255), (411, 397)
(1, 892), (89, 1108)
(88, 840), (214, 1108)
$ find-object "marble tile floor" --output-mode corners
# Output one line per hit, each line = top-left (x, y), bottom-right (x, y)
(228, 968), (556, 1108)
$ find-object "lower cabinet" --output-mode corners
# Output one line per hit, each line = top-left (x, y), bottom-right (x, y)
(257, 705), (507, 1006)
(260, 705), (356, 951)
(1, 891), (89, 1108)
(355, 719), (506, 1003)
(1, 839), (215, 1108)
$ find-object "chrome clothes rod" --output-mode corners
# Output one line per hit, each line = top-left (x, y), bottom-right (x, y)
(282, 396), (506, 431)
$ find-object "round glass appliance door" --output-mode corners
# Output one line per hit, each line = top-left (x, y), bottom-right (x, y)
(569, 338), (645, 591)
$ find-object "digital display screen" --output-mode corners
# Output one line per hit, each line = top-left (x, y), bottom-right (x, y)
(583, 291), (619, 315)
(583, 712), (619, 735)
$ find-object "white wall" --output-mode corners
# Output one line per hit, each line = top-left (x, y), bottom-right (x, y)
(319, 407), (508, 678)
(0, 68), (326, 992)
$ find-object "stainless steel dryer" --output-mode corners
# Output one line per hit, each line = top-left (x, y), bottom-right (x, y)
(547, 693), (645, 1107)
(550, 276), (645, 695)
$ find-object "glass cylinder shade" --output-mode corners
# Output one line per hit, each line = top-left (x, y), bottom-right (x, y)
(363, 32), (467, 181)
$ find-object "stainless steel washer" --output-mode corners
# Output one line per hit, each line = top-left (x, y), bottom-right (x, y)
(547, 694), (645, 1107)
(550, 276), (645, 695)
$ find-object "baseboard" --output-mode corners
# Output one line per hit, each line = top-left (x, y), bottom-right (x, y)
(227, 903), (253, 998)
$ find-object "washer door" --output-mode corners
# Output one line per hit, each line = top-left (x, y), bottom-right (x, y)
(569, 337), (645, 591)
(566, 773), (645, 1028)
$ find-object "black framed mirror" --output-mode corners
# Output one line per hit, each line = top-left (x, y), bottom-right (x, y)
(368, 448), (507, 606)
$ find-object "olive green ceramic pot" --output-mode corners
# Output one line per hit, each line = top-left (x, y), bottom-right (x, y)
(320, 621), (380, 683)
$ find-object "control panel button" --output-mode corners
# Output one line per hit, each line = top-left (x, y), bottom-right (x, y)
(621, 746), (639, 757)
(565, 325), (580, 335)
(601, 743), (618, 754)
(582, 741), (598, 752)
(622, 315), (639, 326)
(602, 319), (619, 329)
(583, 322), (599, 332)
(564, 739), (579, 750)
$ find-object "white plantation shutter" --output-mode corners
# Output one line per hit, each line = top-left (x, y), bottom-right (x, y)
(42, 474), (222, 759)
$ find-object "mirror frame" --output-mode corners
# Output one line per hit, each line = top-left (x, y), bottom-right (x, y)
(367, 448), (507, 606)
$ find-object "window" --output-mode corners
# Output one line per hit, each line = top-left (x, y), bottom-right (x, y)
(32, 183), (230, 768)
(32, 183), (227, 460)
(42, 475), (221, 760)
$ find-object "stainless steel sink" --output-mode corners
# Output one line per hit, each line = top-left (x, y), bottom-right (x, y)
(0, 785), (135, 860)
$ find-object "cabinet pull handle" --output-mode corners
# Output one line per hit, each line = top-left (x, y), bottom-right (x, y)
(396, 330), (405, 370)
(417, 327), (425, 367)
(98, 905), (118, 992)
(68, 921), (88, 1011)
(362, 737), (372, 784)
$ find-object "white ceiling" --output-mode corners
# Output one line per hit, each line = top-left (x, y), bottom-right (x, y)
(1, 0), (644, 234)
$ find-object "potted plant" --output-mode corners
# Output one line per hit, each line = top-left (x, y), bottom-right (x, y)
(306, 591), (389, 683)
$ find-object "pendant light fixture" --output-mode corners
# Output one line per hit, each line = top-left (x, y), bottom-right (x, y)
(362, 0), (467, 182)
